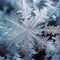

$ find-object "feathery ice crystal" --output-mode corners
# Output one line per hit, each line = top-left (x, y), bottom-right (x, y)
(0, 0), (60, 60)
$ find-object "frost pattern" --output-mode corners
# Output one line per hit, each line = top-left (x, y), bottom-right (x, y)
(0, 0), (60, 60)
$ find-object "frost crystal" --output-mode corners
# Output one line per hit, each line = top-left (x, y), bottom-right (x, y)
(0, 0), (60, 60)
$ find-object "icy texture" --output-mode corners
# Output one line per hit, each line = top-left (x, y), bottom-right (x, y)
(0, 0), (60, 60)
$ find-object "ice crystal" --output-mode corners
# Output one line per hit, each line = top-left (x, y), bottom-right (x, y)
(0, 0), (60, 60)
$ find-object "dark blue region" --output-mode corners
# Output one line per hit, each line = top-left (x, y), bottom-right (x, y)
(52, 0), (59, 2)
(0, 0), (14, 14)
(47, 17), (60, 27)
(36, 0), (46, 10)
(33, 49), (46, 60)
(55, 17), (60, 25)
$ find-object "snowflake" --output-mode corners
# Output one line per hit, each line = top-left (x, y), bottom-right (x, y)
(0, 0), (60, 60)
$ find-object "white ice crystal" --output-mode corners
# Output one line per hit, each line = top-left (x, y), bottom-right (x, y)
(0, 0), (60, 60)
